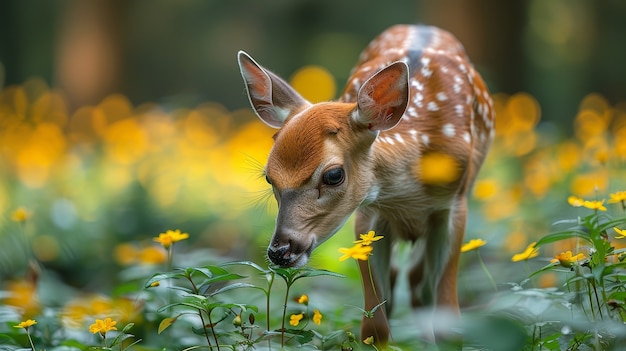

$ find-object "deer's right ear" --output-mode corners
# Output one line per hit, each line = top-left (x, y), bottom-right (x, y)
(238, 51), (309, 128)
(354, 61), (409, 131)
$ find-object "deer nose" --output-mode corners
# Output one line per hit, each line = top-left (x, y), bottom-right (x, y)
(267, 241), (293, 267)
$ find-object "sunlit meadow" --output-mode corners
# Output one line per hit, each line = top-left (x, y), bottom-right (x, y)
(1, 68), (626, 350)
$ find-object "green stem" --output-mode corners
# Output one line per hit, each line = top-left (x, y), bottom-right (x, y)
(26, 330), (36, 351)
(476, 250), (497, 293)
(265, 272), (274, 351)
(366, 260), (381, 306)
(189, 277), (215, 350)
(280, 281), (292, 348)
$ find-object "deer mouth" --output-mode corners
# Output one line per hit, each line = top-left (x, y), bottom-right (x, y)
(267, 238), (315, 268)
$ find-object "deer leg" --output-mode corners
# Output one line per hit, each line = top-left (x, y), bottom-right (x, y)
(422, 199), (466, 346)
(436, 197), (466, 312)
(355, 210), (393, 345)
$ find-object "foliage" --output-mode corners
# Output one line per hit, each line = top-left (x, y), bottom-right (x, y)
(1, 77), (626, 350)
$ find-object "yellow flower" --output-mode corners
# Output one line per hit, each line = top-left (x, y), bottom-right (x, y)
(583, 200), (607, 211)
(153, 229), (189, 248)
(614, 227), (626, 239)
(338, 243), (373, 261)
(568, 196), (584, 207)
(289, 313), (304, 327)
(512, 242), (539, 262)
(89, 317), (118, 336)
(14, 319), (37, 329)
(297, 294), (308, 305)
(461, 239), (487, 252)
(363, 336), (374, 345)
(11, 207), (31, 222)
(608, 191), (626, 203)
(353, 231), (384, 245)
(550, 251), (586, 268)
(312, 309), (322, 325)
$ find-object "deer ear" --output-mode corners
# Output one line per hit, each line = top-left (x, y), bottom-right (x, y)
(354, 61), (409, 131)
(238, 51), (309, 128)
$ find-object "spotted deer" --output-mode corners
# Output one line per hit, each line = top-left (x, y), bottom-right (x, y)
(237, 24), (494, 344)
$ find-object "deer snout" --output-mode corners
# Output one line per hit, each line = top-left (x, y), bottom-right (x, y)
(267, 234), (313, 267)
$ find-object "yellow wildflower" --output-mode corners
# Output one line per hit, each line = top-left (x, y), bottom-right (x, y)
(297, 294), (308, 305)
(338, 243), (373, 261)
(11, 207), (31, 222)
(14, 319), (37, 329)
(312, 309), (322, 325)
(89, 317), (118, 336)
(289, 313), (303, 327)
(461, 239), (487, 252)
(354, 231), (383, 245)
(614, 227), (626, 239)
(567, 196), (584, 207)
(608, 190), (626, 203)
(363, 336), (375, 345)
(153, 229), (189, 248)
(550, 251), (586, 268)
(512, 242), (539, 262)
(583, 200), (607, 211)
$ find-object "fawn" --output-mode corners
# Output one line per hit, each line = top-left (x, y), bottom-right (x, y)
(238, 24), (494, 344)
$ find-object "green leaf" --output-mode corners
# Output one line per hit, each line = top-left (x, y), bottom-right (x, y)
(144, 272), (186, 288)
(121, 322), (134, 333)
(157, 299), (207, 313)
(61, 339), (89, 350)
(282, 329), (315, 344)
(221, 260), (269, 273)
(534, 230), (591, 248)
(270, 266), (343, 286)
(529, 262), (561, 278)
(215, 303), (259, 313)
(607, 291), (626, 302)
(203, 273), (246, 285)
(110, 332), (135, 347)
(207, 283), (260, 296)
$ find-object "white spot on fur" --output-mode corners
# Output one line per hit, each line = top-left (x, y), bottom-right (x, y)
(427, 101), (439, 111)
(409, 129), (418, 141)
(394, 133), (405, 144)
(455, 104), (464, 117)
(411, 80), (424, 91)
(414, 93), (424, 108)
(442, 123), (455, 137)
(421, 65), (433, 78)
(463, 132), (471, 143)
(421, 134), (430, 146)
(436, 92), (448, 101)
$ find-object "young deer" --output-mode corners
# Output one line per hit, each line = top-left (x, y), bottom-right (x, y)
(238, 24), (494, 344)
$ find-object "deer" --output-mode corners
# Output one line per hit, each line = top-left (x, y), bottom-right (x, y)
(237, 24), (494, 345)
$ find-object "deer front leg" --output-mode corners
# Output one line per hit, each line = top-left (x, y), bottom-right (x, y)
(355, 211), (392, 345)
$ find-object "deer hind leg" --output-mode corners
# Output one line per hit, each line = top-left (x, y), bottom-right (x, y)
(409, 199), (467, 344)
(355, 210), (393, 345)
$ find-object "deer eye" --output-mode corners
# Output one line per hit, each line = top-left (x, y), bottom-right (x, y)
(265, 174), (272, 185)
(322, 168), (345, 186)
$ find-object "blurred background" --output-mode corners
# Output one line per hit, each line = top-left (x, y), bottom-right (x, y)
(0, 0), (625, 303)
(2, 0), (625, 123)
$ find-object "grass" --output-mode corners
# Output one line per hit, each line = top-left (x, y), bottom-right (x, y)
(0, 78), (626, 350)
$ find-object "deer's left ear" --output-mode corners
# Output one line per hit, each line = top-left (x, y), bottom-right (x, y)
(353, 61), (409, 131)
(238, 51), (309, 129)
